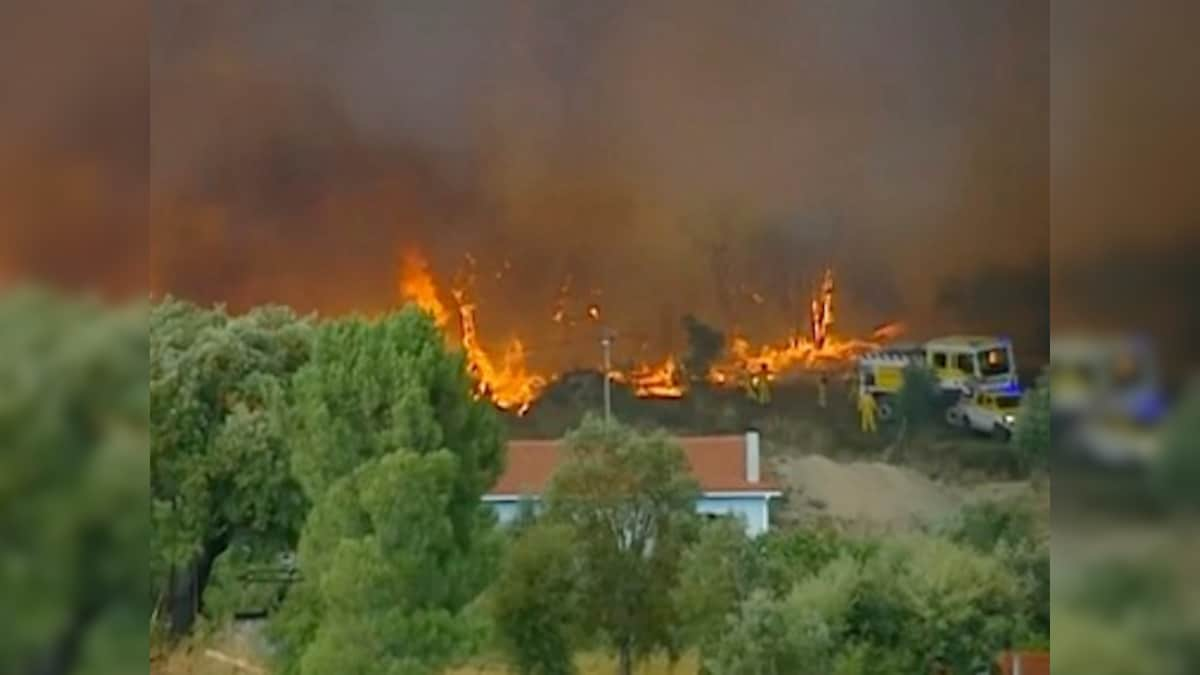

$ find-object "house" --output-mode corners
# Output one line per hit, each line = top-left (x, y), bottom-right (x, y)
(484, 429), (782, 536)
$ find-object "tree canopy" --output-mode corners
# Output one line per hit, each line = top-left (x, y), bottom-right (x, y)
(530, 415), (700, 675)
(150, 297), (313, 635)
(1, 288), (148, 675)
(270, 309), (506, 675)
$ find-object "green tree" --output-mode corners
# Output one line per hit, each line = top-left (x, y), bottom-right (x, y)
(706, 558), (859, 675)
(1151, 381), (1200, 511)
(150, 297), (313, 636)
(755, 527), (876, 596)
(0, 288), (148, 675)
(708, 534), (1025, 674)
(674, 518), (761, 672)
(543, 415), (700, 675)
(941, 499), (1049, 642)
(287, 451), (486, 675)
(271, 309), (505, 675)
(491, 523), (580, 675)
(1012, 373), (1050, 471)
(859, 535), (1025, 673)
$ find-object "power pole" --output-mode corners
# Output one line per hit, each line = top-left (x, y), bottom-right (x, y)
(601, 328), (613, 423)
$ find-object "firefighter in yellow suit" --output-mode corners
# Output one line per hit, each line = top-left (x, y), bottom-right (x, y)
(857, 390), (878, 433)
(745, 364), (772, 405)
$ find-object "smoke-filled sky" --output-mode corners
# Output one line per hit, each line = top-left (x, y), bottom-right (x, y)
(7, 2), (1197, 369)
(147, 0), (1051, 366)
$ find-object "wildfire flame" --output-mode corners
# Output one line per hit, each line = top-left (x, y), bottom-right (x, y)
(398, 250), (450, 328)
(811, 267), (834, 349)
(399, 250), (545, 415)
(626, 355), (686, 399)
(452, 288), (546, 415)
(398, 252), (900, 412)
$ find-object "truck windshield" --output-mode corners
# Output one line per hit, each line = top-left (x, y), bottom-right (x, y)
(978, 347), (1012, 376)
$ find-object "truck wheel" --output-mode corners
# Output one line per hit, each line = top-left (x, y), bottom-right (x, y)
(876, 397), (894, 421)
(945, 408), (965, 427)
(992, 425), (1011, 442)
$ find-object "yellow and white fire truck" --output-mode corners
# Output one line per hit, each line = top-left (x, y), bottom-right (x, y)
(856, 335), (1019, 420)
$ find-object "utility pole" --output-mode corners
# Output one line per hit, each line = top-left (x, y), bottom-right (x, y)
(601, 328), (613, 423)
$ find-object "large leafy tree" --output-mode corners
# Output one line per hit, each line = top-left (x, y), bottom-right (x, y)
(673, 518), (765, 673)
(271, 309), (505, 675)
(491, 523), (580, 675)
(0, 288), (148, 675)
(150, 297), (313, 636)
(542, 415), (699, 675)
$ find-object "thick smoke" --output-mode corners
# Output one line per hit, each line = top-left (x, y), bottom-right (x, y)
(150, 1), (1050, 368)
(0, 2), (147, 297)
(1051, 0), (1200, 371)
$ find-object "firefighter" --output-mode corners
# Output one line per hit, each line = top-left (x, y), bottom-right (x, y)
(745, 364), (771, 405)
(845, 369), (859, 403)
(857, 390), (878, 433)
(816, 373), (828, 409)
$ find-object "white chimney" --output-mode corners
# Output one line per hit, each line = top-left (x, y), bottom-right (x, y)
(745, 429), (760, 483)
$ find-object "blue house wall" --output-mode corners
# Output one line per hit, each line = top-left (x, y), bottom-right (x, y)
(485, 493), (775, 537)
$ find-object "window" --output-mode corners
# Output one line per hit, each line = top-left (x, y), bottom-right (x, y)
(956, 353), (974, 373)
(978, 348), (1012, 376)
(931, 353), (948, 368)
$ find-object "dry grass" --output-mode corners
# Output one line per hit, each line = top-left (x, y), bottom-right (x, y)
(151, 629), (269, 675)
(152, 638), (697, 675)
(446, 652), (699, 675)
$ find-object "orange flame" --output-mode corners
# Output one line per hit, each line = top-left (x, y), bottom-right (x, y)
(627, 355), (686, 399)
(453, 288), (546, 415)
(398, 250), (450, 328)
(399, 254), (901, 408)
(399, 250), (546, 415)
(702, 268), (900, 387)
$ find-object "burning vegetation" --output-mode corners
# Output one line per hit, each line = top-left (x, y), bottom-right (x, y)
(399, 250), (901, 415)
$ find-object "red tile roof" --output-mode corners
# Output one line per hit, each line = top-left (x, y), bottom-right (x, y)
(996, 651), (1049, 675)
(490, 434), (781, 496)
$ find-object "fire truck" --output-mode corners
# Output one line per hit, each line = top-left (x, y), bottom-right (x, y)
(856, 335), (1019, 421)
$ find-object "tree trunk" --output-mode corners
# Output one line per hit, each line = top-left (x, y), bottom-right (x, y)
(160, 532), (230, 638)
(617, 642), (633, 675)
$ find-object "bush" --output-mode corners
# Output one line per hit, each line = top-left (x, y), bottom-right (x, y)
(1012, 373), (1050, 471)
(1151, 382), (1200, 511)
(491, 524), (579, 675)
(708, 534), (1026, 675)
(895, 364), (942, 430)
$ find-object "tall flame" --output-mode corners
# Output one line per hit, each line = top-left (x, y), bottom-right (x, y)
(811, 267), (835, 349)
(400, 250), (546, 415)
(398, 250), (450, 328)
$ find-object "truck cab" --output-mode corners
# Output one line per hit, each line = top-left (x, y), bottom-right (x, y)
(923, 335), (1018, 395)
